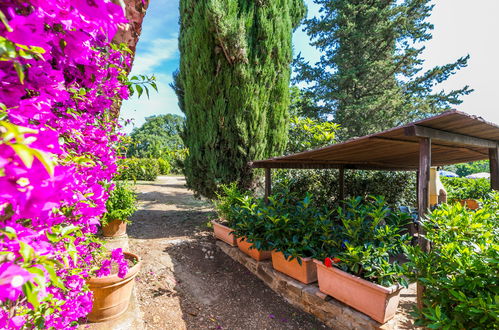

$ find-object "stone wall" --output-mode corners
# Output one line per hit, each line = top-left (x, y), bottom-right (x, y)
(216, 241), (416, 330)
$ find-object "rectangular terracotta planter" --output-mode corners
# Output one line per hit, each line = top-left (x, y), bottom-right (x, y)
(459, 199), (479, 210)
(211, 220), (237, 246)
(271, 251), (317, 284)
(237, 237), (271, 261)
(314, 260), (402, 323)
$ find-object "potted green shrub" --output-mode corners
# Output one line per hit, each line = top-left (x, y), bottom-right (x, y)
(211, 183), (248, 246)
(314, 196), (410, 323)
(101, 181), (138, 237)
(403, 198), (499, 329)
(259, 190), (331, 284)
(231, 196), (272, 261)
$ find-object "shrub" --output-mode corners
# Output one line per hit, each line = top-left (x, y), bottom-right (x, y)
(101, 181), (138, 226)
(441, 177), (492, 201)
(404, 198), (499, 328)
(213, 183), (250, 227)
(233, 187), (332, 261)
(166, 149), (188, 174)
(157, 158), (171, 175)
(273, 169), (416, 209)
(115, 158), (160, 181)
(318, 196), (411, 287)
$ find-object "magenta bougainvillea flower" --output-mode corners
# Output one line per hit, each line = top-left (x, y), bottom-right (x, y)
(0, 263), (34, 302)
(0, 0), (137, 327)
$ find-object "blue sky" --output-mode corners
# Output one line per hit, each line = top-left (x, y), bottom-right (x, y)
(120, 0), (499, 133)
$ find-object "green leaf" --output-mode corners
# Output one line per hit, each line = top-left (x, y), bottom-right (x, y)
(136, 85), (143, 98)
(13, 61), (24, 84)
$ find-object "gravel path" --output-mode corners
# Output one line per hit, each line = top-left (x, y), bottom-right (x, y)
(128, 176), (327, 330)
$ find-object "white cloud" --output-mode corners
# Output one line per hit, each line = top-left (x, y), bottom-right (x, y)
(131, 37), (178, 74)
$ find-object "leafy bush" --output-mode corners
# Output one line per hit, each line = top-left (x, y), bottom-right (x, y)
(213, 183), (250, 227)
(441, 177), (491, 201)
(157, 158), (171, 175)
(318, 196), (411, 287)
(165, 148), (188, 174)
(232, 186), (332, 261)
(273, 169), (416, 210)
(101, 181), (138, 225)
(286, 117), (339, 154)
(443, 160), (489, 177)
(404, 198), (499, 329)
(115, 158), (160, 181)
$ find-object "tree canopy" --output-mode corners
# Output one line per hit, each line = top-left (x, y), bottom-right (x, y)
(175, 0), (306, 198)
(127, 114), (185, 159)
(294, 0), (472, 140)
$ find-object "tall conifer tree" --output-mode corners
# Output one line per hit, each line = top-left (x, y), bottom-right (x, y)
(176, 0), (306, 197)
(295, 0), (472, 140)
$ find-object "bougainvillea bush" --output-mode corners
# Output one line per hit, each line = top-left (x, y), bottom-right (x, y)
(0, 1), (134, 328)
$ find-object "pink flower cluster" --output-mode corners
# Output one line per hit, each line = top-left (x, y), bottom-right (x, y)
(0, 0), (133, 328)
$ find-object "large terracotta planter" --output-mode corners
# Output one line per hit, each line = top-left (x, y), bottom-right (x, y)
(314, 260), (402, 323)
(87, 252), (141, 322)
(271, 251), (317, 284)
(237, 237), (271, 261)
(211, 220), (237, 246)
(102, 219), (127, 237)
(459, 199), (479, 210)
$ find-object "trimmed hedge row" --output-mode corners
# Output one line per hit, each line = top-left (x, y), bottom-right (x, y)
(115, 158), (170, 181)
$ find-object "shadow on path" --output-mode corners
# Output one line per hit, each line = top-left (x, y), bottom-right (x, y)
(129, 176), (327, 330)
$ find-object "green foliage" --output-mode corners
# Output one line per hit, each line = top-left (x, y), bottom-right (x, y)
(294, 0), (471, 140)
(441, 177), (492, 201)
(115, 158), (160, 181)
(127, 114), (185, 159)
(319, 196), (411, 287)
(444, 160), (489, 177)
(126, 74), (158, 99)
(157, 158), (171, 175)
(404, 199), (499, 329)
(231, 186), (332, 261)
(213, 183), (250, 227)
(286, 116), (339, 154)
(165, 148), (188, 174)
(289, 86), (318, 119)
(176, 0), (306, 198)
(101, 181), (138, 225)
(273, 169), (416, 210)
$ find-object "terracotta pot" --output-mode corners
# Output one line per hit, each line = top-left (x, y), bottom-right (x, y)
(211, 220), (237, 246)
(102, 219), (127, 237)
(459, 199), (479, 210)
(237, 237), (271, 261)
(271, 251), (317, 284)
(87, 252), (141, 322)
(314, 259), (402, 323)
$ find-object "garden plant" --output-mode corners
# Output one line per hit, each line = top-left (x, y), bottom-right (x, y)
(0, 0), (141, 327)
(404, 197), (499, 329)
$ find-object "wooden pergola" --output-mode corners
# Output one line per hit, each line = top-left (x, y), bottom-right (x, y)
(250, 110), (499, 307)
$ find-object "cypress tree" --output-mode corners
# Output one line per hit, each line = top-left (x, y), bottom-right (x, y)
(176, 0), (306, 198)
(295, 0), (472, 140)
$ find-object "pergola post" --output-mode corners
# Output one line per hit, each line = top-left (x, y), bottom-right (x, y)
(417, 137), (431, 310)
(338, 166), (345, 202)
(489, 146), (499, 191)
(264, 168), (271, 204)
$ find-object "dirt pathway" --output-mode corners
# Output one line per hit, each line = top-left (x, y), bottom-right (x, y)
(128, 176), (327, 330)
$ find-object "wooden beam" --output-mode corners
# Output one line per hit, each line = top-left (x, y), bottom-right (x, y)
(264, 168), (271, 204)
(405, 125), (498, 149)
(417, 137), (431, 311)
(249, 161), (416, 171)
(338, 167), (345, 202)
(371, 136), (490, 157)
(489, 147), (499, 190)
